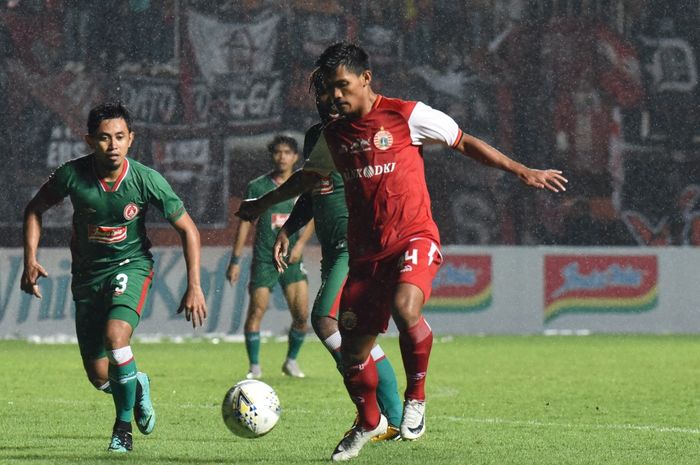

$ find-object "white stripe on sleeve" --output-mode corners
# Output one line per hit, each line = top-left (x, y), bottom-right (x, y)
(408, 101), (462, 147)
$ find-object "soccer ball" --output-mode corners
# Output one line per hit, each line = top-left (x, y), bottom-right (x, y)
(221, 379), (281, 438)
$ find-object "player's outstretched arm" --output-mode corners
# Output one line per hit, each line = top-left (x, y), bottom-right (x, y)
(172, 212), (207, 328)
(21, 188), (61, 299)
(236, 170), (320, 221)
(454, 133), (568, 192)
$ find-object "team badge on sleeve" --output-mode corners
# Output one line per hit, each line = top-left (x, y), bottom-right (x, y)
(123, 203), (140, 220)
(373, 127), (393, 150)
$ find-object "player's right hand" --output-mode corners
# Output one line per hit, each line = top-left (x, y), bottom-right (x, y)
(20, 262), (48, 299)
(518, 168), (568, 193)
(273, 229), (291, 273)
(236, 198), (264, 221)
(177, 284), (208, 329)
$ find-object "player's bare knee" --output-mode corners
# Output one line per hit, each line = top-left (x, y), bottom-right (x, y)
(392, 304), (422, 331)
(393, 289), (424, 330)
(104, 319), (132, 350)
(246, 305), (266, 323)
(104, 332), (131, 350)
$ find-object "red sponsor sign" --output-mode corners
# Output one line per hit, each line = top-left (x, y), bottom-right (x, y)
(544, 255), (658, 322)
(425, 255), (492, 312)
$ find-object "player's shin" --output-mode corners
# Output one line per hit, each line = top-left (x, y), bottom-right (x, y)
(245, 331), (261, 365)
(399, 316), (433, 401)
(97, 380), (112, 394)
(107, 346), (138, 423)
(371, 345), (403, 427)
(286, 327), (306, 360)
(343, 355), (381, 430)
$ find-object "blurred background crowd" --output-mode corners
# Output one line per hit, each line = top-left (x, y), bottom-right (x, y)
(0, 0), (698, 247)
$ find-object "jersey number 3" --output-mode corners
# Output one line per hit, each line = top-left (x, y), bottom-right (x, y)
(113, 273), (129, 295)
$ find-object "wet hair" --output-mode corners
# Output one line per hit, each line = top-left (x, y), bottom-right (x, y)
(267, 135), (298, 155)
(308, 67), (325, 95)
(315, 42), (371, 77)
(87, 101), (133, 135)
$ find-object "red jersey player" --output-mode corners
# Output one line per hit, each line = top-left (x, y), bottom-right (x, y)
(305, 43), (568, 461)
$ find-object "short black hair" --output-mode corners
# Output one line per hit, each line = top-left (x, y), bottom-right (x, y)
(315, 42), (370, 77)
(308, 67), (325, 95)
(267, 135), (298, 155)
(87, 101), (133, 135)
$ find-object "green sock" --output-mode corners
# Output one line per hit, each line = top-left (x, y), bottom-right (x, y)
(375, 351), (403, 427)
(245, 332), (261, 365)
(286, 328), (306, 360)
(108, 356), (138, 423)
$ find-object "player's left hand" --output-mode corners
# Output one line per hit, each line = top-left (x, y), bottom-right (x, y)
(236, 198), (264, 221)
(518, 169), (568, 193)
(177, 285), (208, 328)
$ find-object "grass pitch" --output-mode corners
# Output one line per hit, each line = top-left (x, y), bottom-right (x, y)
(1, 335), (699, 464)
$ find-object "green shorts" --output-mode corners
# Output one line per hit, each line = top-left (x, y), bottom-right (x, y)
(72, 260), (154, 359)
(312, 247), (349, 320)
(249, 259), (307, 291)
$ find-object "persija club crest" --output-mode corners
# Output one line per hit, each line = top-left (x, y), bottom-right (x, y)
(340, 309), (358, 330)
(373, 127), (393, 150)
(123, 202), (140, 220)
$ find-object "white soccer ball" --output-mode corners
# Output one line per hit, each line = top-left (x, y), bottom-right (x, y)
(222, 380), (281, 438)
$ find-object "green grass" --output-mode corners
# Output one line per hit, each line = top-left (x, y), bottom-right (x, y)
(1, 335), (700, 464)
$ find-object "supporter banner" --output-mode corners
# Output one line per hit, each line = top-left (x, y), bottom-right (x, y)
(187, 9), (280, 83)
(147, 138), (229, 228)
(119, 74), (282, 130)
(544, 255), (658, 322)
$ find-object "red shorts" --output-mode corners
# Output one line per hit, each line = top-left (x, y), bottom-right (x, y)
(338, 238), (442, 335)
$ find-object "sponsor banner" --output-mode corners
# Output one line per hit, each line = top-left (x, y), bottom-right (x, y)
(544, 255), (658, 322)
(0, 247), (322, 338)
(5, 246), (700, 337)
(425, 255), (492, 312)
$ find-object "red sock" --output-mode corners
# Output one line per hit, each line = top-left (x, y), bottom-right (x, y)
(399, 317), (433, 401)
(343, 355), (380, 430)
